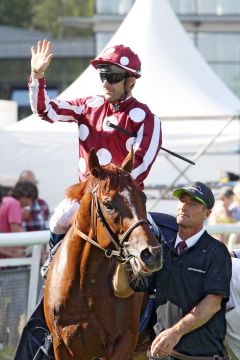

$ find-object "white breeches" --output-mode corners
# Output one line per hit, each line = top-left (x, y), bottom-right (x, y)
(49, 198), (80, 234)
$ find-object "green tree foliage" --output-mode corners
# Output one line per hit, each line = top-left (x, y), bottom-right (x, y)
(0, 0), (32, 28)
(0, 0), (94, 37)
(31, 0), (94, 37)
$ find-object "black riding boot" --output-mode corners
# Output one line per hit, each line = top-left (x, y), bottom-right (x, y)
(41, 232), (65, 280)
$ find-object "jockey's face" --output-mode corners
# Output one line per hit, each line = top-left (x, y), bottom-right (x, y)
(101, 74), (136, 103)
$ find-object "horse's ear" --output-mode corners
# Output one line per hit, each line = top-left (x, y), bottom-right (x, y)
(89, 148), (102, 178)
(121, 146), (134, 173)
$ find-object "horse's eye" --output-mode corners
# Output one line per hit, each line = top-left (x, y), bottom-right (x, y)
(103, 200), (114, 211)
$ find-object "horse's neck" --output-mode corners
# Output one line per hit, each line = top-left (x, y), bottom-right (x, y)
(64, 226), (115, 277)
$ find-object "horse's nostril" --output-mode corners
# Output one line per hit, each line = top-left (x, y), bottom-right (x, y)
(140, 248), (153, 261)
(139, 247), (162, 271)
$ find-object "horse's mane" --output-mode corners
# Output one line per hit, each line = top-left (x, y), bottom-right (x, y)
(66, 163), (137, 201)
(90, 163), (136, 194)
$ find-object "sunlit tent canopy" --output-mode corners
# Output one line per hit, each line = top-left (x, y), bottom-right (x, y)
(0, 0), (240, 211)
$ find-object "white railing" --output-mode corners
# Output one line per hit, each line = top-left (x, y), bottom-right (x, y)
(0, 224), (240, 318)
(0, 230), (49, 319)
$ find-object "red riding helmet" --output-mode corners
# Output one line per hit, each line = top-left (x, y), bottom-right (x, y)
(91, 45), (141, 78)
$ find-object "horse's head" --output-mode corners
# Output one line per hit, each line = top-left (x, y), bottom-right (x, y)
(66, 148), (162, 275)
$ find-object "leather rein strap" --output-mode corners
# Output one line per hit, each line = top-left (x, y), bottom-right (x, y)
(147, 349), (225, 360)
(73, 186), (149, 262)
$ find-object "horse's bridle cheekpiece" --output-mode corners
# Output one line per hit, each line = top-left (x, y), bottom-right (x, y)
(73, 186), (149, 263)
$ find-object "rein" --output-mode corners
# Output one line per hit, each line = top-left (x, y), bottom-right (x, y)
(73, 186), (149, 262)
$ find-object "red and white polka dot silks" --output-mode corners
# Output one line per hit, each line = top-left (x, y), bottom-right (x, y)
(29, 78), (162, 189)
(91, 45), (141, 78)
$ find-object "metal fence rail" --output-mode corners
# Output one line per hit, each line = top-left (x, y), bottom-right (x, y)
(0, 230), (48, 319)
(0, 231), (48, 351)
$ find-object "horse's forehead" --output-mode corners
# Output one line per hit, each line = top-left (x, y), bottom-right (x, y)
(103, 185), (133, 200)
(119, 187), (133, 201)
(119, 187), (141, 214)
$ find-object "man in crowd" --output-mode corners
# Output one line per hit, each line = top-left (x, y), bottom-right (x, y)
(225, 253), (240, 359)
(208, 186), (235, 244)
(230, 182), (240, 222)
(113, 181), (232, 359)
(29, 39), (162, 277)
(0, 181), (37, 257)
(19, 170), (50, 231)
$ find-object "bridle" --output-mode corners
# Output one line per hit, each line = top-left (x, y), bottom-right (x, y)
(73, 186), (149, 262)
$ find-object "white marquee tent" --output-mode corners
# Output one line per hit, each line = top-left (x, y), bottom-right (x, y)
(1, 0), (240, 211)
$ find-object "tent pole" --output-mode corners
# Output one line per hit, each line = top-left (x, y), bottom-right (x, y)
(164, 154), (191, 183)
(149, 115), (237, 210)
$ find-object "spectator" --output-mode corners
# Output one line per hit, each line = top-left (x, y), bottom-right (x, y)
(224, 257), (240, 360)
(0, 181), (37, 258)
(29, 39), (162, 278)
(113, 181), (232, 359)
(229, 182), (240, 222)
(208, 186), (235, 245)
(18, 170), (50, 231)
(220, 171), (240, 183)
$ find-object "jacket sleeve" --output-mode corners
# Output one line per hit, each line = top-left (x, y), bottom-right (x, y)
(131, 114), (162, 188)
(28, 76), (84, 123)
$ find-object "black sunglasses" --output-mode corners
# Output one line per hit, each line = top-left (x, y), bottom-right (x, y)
(99, 73), (127, 84)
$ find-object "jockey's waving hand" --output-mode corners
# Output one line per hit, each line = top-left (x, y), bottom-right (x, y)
(31, 39), (53, 79)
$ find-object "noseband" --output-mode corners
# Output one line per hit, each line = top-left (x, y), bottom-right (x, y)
(73, 186), (149, 262)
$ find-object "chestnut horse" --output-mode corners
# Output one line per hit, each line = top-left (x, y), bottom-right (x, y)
(44, 149), (162, 360)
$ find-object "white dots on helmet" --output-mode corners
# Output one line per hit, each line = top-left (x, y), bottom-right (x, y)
(91, 45), (141, 78)
(129, 108), (146, 123)
(96, 148), (112, 165)
(79, 124), (89, 141)
(120, 56), (130, 66)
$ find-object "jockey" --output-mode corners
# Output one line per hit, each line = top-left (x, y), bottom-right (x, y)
(29, 40), (162, 278)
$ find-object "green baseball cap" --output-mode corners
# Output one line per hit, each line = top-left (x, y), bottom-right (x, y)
(173, 181), (215, 209)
